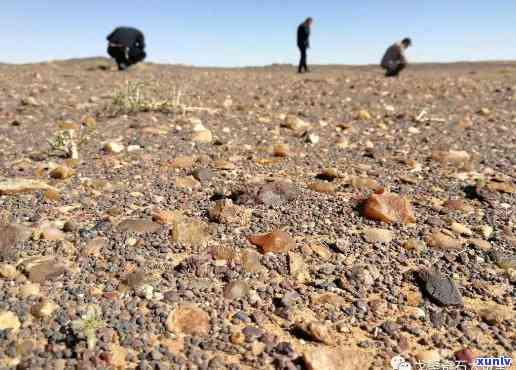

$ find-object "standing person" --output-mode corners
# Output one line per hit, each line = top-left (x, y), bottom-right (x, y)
(106, 27), (146, 71)
(297, 17), (313, 73)
(381, 38), (412, 77)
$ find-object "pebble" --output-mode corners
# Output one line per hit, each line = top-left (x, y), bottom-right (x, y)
(31, 300), (59, 318)
(192, 168), (214, 182)
(49, 165), (74, 180)
(208, 199), (252, 226)
(170, 217), (211, 247)
(166, 305), (210, 337)
(303, 347), (371, 370)
(425, 231), (463, 250)
(0, 311), (21, 332)
(223, 280), (250, 300)
(104, 142), (124, 154)
(308, 181), (337, 194)
(247, 230), (295, 254)
(24, 257), (67, 283)
(117, 219), (160, 234)
(416, 350), (441, 364)
(363, 228), (394, 243)
(418, 269), (463, 306)
(0, 178), (55, 195)
(191, 130), (213, 143)
(362, 190), (416, 224)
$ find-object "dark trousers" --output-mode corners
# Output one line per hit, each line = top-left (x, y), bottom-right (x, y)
(384, 62), (406, 77)
(107, 46), (146, 70)
(298, 46), (308, 73)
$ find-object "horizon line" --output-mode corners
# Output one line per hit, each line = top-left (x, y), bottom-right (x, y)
(1, 56), (516, 69)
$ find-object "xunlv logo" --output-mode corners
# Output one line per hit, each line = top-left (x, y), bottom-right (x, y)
(476, 356), (512, 367)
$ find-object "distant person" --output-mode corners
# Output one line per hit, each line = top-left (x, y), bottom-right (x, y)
(297, 17), (313, 73)
(381, 38), (412, 77)
(106, 27), (146, 71)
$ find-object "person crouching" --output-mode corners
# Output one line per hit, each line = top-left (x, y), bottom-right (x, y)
(107, 27), (146, 71)
(381, 38), (412, 77)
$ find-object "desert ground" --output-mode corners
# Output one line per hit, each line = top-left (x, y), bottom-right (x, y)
(0, 59), (515, 370)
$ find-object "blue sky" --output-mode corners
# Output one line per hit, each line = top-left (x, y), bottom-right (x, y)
(2, 1), (515, 66)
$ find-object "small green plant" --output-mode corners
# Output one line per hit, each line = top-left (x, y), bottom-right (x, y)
(47, 130), (79, 159)
(110, 81), (213, 116)
(71, 305), (105, 350)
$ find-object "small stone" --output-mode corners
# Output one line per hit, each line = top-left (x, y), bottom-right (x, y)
(124, 270), (147, 289)
(455, 348), (475, 367)
(247, 230), (296, 254)
(31, 300), (59, 318)
(479, 225), (493, 239)
(303, 347), (371, 370)
(350, 177), (382, 191)
(416, 350), (441, 364)
(479, 107), (491, 116)
(443, 199), (472, 212)
(284, 114), (311, 130)
(489, 250), (516, 270)
(152, 210), (183, 225)
(417, 269), (463, 306)
(0, 179), (56, 195)
(362, 190), (416, 224)
(425, 231), (463, 250)
(19, 283), (41, 298)
(479, 305), (512, 325)
(170, 217), (211, 247)
(289, 252), (310, 283)
(212, 160), (236, 170)
(308, 181), (337, 194)
(191, 130), (213, 143)
(24, 257), (66, 283)
(403, 239), (426, 252)
(363, 228), (394, 243)
(169, 156), (196, 169)
(450, 222), (473, 236)
(62, 220), (78, 233)
(83, 237), (106, 257)
(50, 165), (75, 180)
(82, 116), (96, 129)
(318, 168), (340, 181)
(0, 311), (21, 332)
(166, 305), (210, 337)
(40, 227), (65, 241)
(118, 219), (160, 234)
(241, 249), (263, 273)
(486, 181), (516, 194)
(0, 224), (32, 258)
(431, 150), (470, 166)
(273, 144), (290, 157)
(21, 96), (40, 107)
(357, 110), (372, 120)
(192, 168), (214, 182)
(104, 142), (124, 154)
(296, 321), (333, 344)
(469, 238), (491, 251)
(223, 280), (250, 300)
(0, 264), (18, 279)
(208, 199), (252, 226)
(174, 176), (201, 190)
(306, 133), (320, 144)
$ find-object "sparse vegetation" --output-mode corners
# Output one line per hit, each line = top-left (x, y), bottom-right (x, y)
(110, 80), (216, 115)
(71, 305), (105, 350)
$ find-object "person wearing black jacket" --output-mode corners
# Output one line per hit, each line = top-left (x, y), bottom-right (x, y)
(297, 17), (313, 73)
(106, 27), (146, 71)
(381, 38), (412, 77)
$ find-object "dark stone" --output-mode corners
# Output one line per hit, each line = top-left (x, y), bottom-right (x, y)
(192, 168), (214, 182)
(417, 269), (463, 306)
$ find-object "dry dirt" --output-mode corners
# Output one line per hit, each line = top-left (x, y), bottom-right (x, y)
(0, 59), (515, 369)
